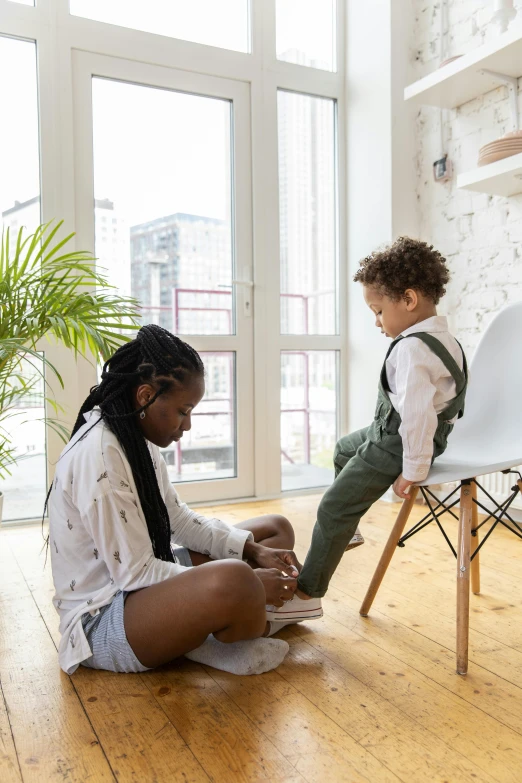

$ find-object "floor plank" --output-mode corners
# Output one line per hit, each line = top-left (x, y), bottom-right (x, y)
(293, 618), (522, 783)
(0, 681), (21, 783)
(278, 632), (496, 783)
(323, 584), (522, 736)
(2, 494), (522, 783)
(0, 538), (115, 782)
(197, 663), (402, 783)
(6, 529), (209, 783)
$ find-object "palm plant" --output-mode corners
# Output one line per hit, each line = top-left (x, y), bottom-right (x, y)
(0, 220), (140, 483)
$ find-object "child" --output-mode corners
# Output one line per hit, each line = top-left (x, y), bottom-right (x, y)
(268, 236), (468, 621)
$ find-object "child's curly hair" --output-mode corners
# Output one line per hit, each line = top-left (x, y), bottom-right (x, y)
(353, 237), (450, 304)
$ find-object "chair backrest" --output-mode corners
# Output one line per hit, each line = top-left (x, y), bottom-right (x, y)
(446, 302), (522, 460)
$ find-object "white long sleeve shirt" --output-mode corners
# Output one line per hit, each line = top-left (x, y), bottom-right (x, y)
(49, 409), (253, 674)
(385, 316), (464, 483)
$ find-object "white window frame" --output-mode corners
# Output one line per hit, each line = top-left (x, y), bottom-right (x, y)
(0, 0), (347, 507)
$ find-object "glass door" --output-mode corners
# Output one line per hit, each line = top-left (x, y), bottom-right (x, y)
(0, 34), (47, 523)
(73, 52), (254, 502)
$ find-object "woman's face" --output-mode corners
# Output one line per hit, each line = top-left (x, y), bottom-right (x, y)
(135, 373), (205, 449)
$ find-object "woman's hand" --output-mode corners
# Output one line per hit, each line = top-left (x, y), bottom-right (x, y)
(393, 474), (414, 500)
(244, 541), (302, 577)
(255, 568), (297, 607)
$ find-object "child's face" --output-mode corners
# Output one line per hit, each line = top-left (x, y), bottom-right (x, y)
(363, 285), (414, 339)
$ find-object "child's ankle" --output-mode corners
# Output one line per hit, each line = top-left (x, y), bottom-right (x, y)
(296, 588), (312, 600)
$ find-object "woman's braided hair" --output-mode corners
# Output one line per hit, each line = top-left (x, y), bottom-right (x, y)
(70, 324), (204, 562)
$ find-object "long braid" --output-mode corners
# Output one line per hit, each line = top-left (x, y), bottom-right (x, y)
(68, 324), (204, 562)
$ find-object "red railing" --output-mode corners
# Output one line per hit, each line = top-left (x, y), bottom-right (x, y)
(172, 288), (233, 334)
(139, 287), (335, 474)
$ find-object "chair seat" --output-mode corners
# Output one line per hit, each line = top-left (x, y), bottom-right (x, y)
(419, 454), (522, 486)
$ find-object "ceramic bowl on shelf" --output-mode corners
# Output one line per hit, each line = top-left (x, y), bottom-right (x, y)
(439, 55), (463, 68)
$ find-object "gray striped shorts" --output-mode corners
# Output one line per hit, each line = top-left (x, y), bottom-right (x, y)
(80, 547), (193, 673)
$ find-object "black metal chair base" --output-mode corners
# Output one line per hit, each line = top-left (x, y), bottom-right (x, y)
(397, 470), (522, 559)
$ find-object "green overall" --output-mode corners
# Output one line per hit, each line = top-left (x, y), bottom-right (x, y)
(297, 332), (468, 598)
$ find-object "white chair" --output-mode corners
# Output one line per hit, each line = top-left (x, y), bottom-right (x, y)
(360, 302), (522, 675)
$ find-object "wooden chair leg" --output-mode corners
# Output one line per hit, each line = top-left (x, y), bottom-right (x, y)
(470, 479), (480, 595)
(360, 486), (419, 617)
(456, 481), (473, 675)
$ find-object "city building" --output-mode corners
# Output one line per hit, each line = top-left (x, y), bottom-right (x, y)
(2, 196), (130, 297)
(129, 212), (232, 335)
(278, 53), (336, 338)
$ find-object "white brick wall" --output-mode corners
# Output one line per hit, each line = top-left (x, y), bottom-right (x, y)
(413, 0), (522, 358)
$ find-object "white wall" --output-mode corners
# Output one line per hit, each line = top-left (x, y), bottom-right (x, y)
(413, 0), (522, 358)
(346, 0), (417, 432)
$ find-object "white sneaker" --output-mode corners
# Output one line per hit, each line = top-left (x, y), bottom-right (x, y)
(345, 526), (365, 551)
(266, 594), (323, 622)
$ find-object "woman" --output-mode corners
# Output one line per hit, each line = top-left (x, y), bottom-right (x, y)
(49, 324), (300, 676)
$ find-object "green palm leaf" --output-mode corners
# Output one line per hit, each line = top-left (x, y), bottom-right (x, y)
(0, 221), (141, 479)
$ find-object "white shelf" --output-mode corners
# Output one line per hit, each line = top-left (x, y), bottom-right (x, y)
(404, 25), (522, 108)
(457, 152), (522, 196)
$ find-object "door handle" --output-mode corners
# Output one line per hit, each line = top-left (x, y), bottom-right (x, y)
(218, 280), (254, 288)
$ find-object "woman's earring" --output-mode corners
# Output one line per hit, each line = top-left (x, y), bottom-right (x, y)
(140, 410), (146, 420)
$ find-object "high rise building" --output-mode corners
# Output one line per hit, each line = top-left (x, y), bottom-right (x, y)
(1, 195), (40, 236)
(278, 61), (336, 338)
(2, 196), (130, 297)
(130, 212), (232, 334)
(94, 198), (131, 297)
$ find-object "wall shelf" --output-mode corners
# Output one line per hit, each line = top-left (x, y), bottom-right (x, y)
(404, 24), (522, 108)
(457, 152), (522, 196)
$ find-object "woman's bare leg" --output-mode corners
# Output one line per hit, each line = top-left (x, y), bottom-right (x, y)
(125, 514), (296, 668)
(124, 559), (266, 669)
(188, 514), (295, 566)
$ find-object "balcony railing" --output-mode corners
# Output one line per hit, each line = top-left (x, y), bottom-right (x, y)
(139, 287), (335, 478)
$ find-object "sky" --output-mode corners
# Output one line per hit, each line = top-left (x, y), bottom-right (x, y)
(0, 1), (335, 224)
(0, 37), (39, 215)
(92, 78), (232, 226)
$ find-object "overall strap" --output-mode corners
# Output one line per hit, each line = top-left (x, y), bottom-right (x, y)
(401, 332), (468, 420)
(379, 336), (403, 393)
(379, 332), (468, 420)
(401, 332), (468, 392)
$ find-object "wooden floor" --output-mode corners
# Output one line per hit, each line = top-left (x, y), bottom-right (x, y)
(2, 496), (522, 783)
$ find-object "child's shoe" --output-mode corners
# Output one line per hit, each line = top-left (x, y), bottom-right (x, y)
(345, 526), (365, 551)
(266, 594), (323, 622)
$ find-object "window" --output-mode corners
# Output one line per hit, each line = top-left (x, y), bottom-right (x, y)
(161, 353), (236, 483)
(0, 36), (45, 522)
(70, 0), (251, 53)
(0, 37), (40, 234)
(281, 351), (338, 491)
(1, 0), (344, 512)
(276, 0), (336, 71)
(91, 77), (234, 336)
(278, 91), (338, 335)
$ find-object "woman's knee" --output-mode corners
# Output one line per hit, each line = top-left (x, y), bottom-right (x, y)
(269, 514), (294, 547)
(209, 560), (266, 640)
(210, 560), (265, 610)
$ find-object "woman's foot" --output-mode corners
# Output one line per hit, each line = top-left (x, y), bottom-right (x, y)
(345, 526), (365, 551)
(185, 635), (289, 675)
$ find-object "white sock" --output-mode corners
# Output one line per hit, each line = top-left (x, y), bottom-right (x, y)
(185, 635), (289, 675)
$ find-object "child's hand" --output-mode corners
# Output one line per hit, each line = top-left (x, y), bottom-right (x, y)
(393, 475), (414, 499)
